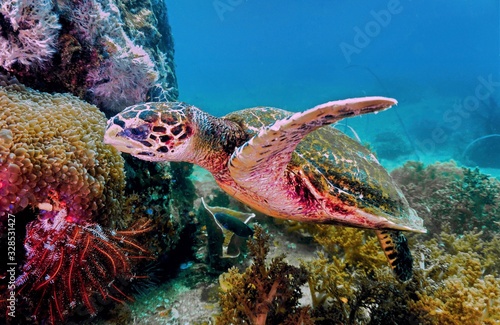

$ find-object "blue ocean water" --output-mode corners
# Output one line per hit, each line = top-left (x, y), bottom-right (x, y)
(167, 0), (500, 173)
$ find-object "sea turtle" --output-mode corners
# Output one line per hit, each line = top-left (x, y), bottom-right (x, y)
(104, 97), (426, 281)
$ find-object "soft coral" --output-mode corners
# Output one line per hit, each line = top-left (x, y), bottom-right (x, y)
(217, 226), (312, 325)
(0, 0), (61, 70)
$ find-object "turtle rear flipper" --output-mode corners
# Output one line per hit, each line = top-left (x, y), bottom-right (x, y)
(375, 229), (413, 282)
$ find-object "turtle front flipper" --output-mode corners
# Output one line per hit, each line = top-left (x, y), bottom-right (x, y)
(228, 97), (396, 193)
(375, 229), (413, 282)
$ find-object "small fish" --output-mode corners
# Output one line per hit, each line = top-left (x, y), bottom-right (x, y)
(201, 197), (256, 258)
(179, 261), (194, 270)
(214, 212), (254, 238)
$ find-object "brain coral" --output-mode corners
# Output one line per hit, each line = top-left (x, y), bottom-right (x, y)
(0, 75), (124, 225)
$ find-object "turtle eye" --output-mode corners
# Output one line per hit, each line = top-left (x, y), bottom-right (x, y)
(120, 124), (150, 140)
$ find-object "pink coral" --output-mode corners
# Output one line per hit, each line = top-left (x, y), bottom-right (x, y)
(59, 0), (158, 113)
(0, 0), (61, 69)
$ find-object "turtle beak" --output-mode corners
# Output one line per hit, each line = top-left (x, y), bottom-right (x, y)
(103, 123), (136, 153)
(104, 122), (166, 162)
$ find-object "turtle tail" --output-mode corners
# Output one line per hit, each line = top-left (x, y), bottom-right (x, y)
(375, 229), (413, 282)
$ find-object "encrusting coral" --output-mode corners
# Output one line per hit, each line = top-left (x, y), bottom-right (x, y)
(216, 226), (312, 325)
(0, 75), (153, 323)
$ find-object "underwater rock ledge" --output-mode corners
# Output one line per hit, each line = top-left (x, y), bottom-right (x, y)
(0, 0), (177, 114)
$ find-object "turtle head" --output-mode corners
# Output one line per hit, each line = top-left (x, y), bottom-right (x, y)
(104, 102), (197, 162)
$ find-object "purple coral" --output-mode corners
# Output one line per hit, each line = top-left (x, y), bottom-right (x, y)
(59, 0), (158, 113)
(0, 0), (61, 70)
(1, 0), (172, 113)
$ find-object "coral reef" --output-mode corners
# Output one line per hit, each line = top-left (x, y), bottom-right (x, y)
(0, 0), (61, 70)
(118, 0), (178, 102)
(0, 0), (177, 113)
(122, 159), (197, 261)
(0, 75), (124, 225)
(216, 226), (312, 325)
(409, 232), (500, 325)
(0, 76), (156, 323)
(391, 161), (500, 239)
(298, 225), (414, 324)
(306, 225), (387, 272)
(292, 223), (500, 324)
(59, 0), (158, 112)
(306, 253), (414, 324)
(16, 211), (153, 324)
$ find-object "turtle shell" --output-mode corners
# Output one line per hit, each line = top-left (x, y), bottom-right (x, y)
(225, 107), (425, 233)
